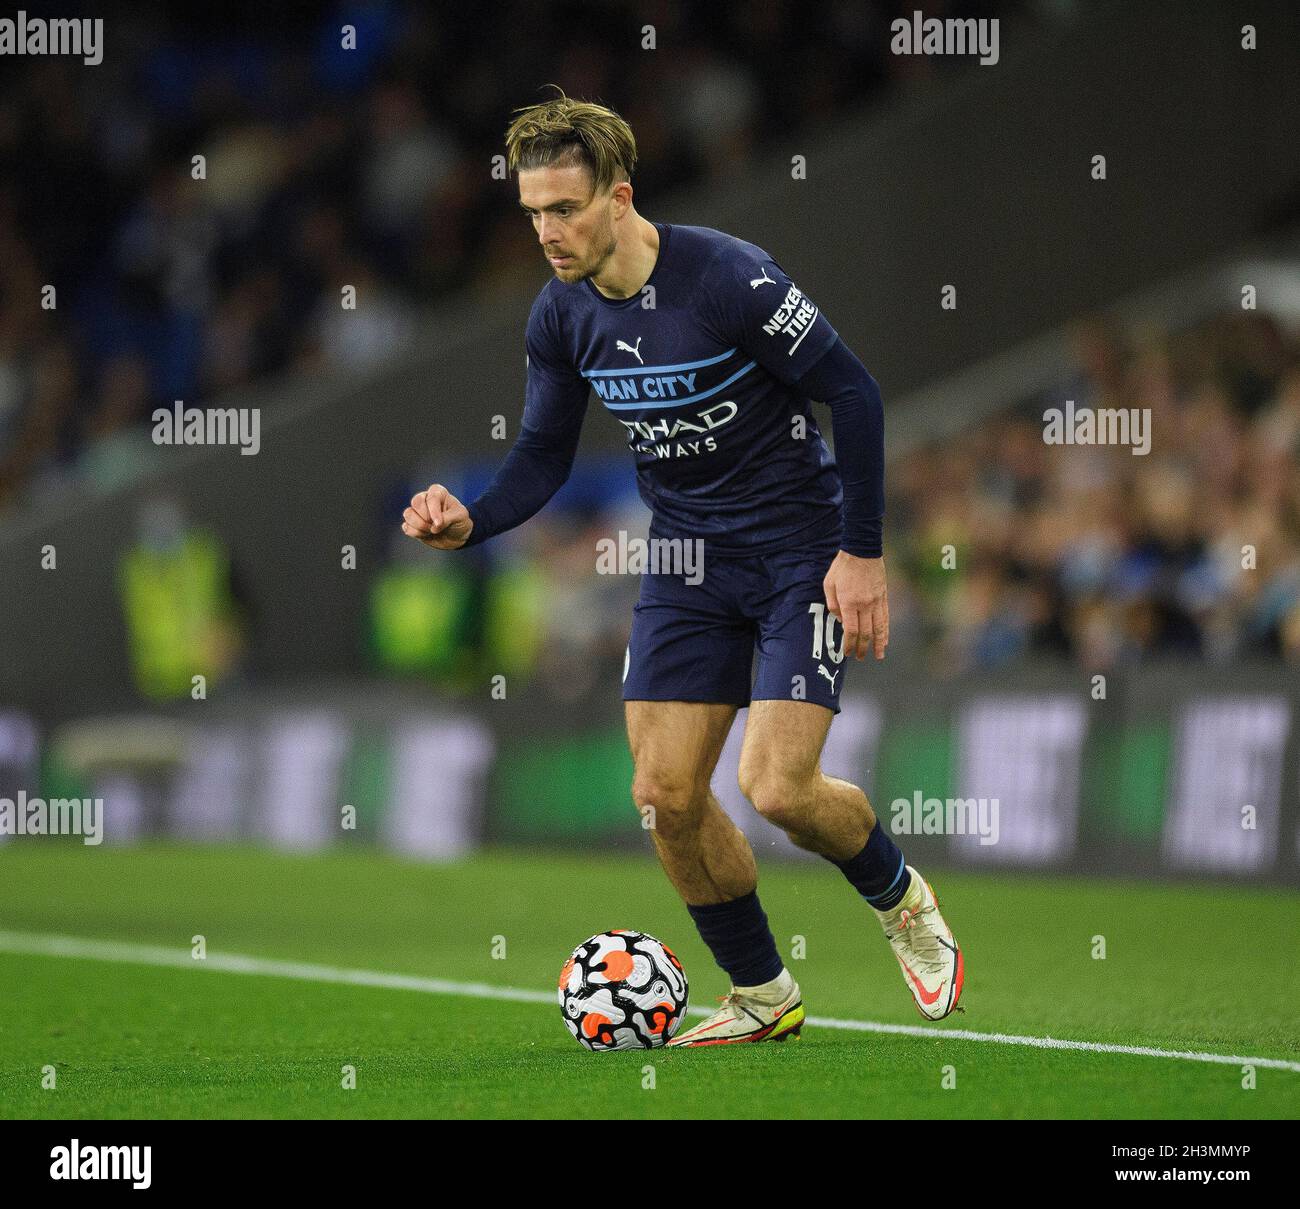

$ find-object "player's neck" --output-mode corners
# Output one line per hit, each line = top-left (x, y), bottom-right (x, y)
(588, 214), (660, 301)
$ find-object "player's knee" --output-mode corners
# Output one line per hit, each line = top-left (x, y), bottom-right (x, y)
(631, 772), (704, 837)
(740, 768), (814, 832)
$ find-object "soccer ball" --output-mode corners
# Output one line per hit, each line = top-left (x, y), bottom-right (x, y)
(558, 930), (688, 1050)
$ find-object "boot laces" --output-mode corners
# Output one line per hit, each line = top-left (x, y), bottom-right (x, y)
(893, 903), (947, 973)
(718, 987), (780, 1021)
(717, 989), (746, 1017)
(896, 904), (934, 932)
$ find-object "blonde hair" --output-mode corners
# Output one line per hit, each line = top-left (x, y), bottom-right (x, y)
(505, 87), (637, 195)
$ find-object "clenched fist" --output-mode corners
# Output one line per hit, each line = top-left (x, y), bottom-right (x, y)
(402, 484), (474, 550)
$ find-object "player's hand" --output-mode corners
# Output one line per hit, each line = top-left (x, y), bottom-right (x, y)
(823, 552), (889, 661)
(402, 484), (474, 550)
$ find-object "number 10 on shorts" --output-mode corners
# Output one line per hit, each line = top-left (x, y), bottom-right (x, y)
(807, 602), (845, 663)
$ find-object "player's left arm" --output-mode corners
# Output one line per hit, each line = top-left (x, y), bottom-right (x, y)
(702, 249), (887, 660)
(794, 337), (887, 661)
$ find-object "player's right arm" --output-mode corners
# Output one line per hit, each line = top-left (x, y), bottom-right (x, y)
(403, 293), (589, 552)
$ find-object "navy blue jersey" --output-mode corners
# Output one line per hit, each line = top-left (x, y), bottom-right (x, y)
(464, 222), (884, 558)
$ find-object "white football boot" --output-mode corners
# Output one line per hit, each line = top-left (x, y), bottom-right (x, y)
(668, 967), (804, 1047)
(875, 867), (965, 1020)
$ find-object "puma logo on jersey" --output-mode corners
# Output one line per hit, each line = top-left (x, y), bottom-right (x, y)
(749, 267), (776, 288)
(616, 336), (644, 364)
(818, 664), (840, 690)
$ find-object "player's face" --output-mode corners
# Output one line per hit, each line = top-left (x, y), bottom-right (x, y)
(519, 165), (618, 284)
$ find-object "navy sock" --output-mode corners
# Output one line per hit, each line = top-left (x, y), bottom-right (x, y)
(686, 890), (785, 988)
(829, 820), (912, 910)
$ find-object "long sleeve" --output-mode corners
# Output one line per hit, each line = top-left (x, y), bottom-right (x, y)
(462, 294), (590, 548)
(698, 245), (839, 387)
(795, 335), (884, 558)
(699, 242), (884, 559)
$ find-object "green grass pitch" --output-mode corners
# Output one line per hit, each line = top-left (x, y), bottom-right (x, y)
(0, 843), (1296, 1119)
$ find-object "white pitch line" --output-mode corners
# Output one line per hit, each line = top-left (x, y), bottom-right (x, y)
(0, 931), (555, 1005)
(799, 1015), (1300, 1072)
(2, 930), (1297, 1074)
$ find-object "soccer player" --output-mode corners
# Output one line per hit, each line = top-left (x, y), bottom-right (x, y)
(403, 92), (964, 1044)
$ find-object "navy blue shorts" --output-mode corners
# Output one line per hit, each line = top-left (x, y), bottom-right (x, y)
(622, 539), (848, 714)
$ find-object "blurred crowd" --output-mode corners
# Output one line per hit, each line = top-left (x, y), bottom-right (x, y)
(0, 0), (1013, 514)
(888, 311), (1300, 673)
